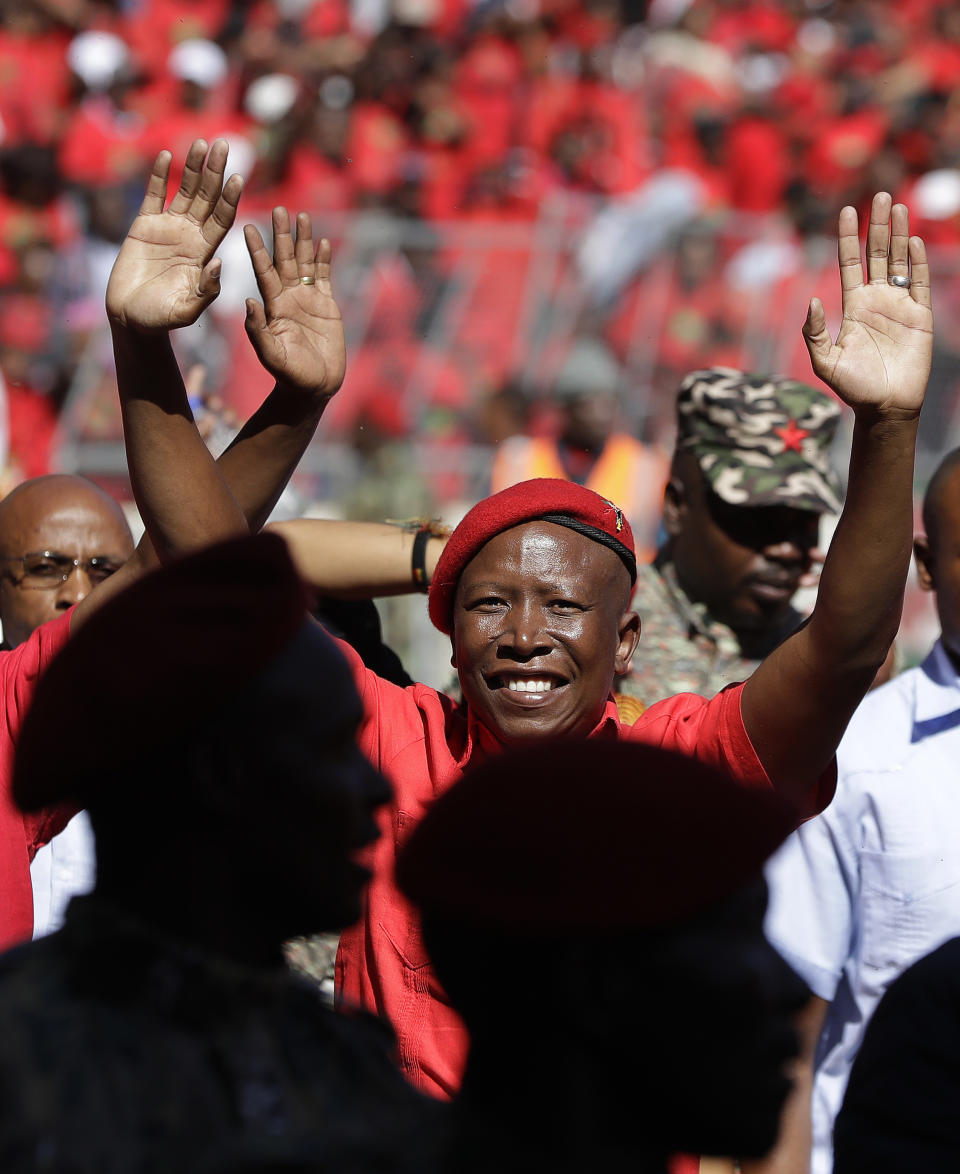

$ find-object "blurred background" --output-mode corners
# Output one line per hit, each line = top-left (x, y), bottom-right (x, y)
(1, 0), (955, 676)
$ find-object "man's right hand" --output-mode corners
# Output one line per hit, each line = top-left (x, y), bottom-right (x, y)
(105, 138), (243, 334)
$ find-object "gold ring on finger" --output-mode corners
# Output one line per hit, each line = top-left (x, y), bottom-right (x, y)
(300, 275), (316, 285)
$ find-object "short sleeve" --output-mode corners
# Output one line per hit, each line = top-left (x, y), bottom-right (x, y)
(0, 613), (74, 853)
(628, 682), (835, 816)
(764, 805), (858, 1001)
(0, 611), (73, 732)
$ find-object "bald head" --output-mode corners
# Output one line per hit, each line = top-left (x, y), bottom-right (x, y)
(922, 449), (960, 549)
(0, 475), (133, 648)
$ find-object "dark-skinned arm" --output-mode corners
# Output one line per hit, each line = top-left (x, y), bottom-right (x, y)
(71, 139), (348, 630)
(742, 194), (932, 806)
(215, 205), (346, 531)
(70, 140), (249, 632)
(741, 995), (829, 1174)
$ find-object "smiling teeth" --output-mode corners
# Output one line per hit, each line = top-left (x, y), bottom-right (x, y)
(507, 679), (554, 693)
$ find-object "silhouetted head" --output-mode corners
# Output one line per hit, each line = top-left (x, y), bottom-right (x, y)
(429, 480), (640, 747)
(398, 741), (807, 1162)
(14, 533), (390, 951)
(915, 448), (960, 664)
(0, 474), (133, 648)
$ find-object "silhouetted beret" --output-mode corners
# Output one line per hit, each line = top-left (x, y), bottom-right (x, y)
(397, 741), (795, 933)
(428, 479), (636, 635)
(14, 532), (310, 812)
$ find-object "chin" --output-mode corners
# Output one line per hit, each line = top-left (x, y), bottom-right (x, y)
(290, 886), (365, 937)
(673, 1115), (783, 1162)
(665, 1068), (791, 1159)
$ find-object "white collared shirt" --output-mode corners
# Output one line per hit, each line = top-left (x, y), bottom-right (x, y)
(765, 639), (960, 1174)
(30, 810), (96, 938)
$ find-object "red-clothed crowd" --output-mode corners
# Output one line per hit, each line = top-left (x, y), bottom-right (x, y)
(2, 0), (960, 493)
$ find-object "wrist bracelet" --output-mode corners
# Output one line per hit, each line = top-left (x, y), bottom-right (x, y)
(412, 527), (432, 593)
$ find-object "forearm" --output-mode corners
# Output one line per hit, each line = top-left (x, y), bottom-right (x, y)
(113, 324), (246, 561)
(741, 995), (827, 1174)
(267, 519), (446, 597)
(217, 382), (328, 532)
(743, 411), (918, 798)
(807, 410), (918, 671)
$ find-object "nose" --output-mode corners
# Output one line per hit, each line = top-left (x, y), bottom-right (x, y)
(55, 564), (93, 608)
(761, 535), (811, 567)
(498, 601), (550, 659)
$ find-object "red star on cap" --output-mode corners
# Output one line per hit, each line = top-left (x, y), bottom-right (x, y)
(775, 419), (809, 453)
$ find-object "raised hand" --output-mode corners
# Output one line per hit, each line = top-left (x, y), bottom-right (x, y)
(106, 139), (243, 333)
(803, 193), (933, 419)
(242, 208), (346, 400)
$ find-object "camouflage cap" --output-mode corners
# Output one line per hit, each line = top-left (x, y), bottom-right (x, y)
(676, 367), (843, 513)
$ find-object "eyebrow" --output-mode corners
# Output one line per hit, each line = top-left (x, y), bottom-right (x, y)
(462, 577), (596, 601)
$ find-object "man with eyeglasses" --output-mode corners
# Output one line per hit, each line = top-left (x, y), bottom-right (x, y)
(0, 474), (135, 935)
(0, 474), (133, 651)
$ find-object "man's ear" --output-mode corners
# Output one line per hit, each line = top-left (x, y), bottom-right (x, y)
(662, 478), (686, 538)
(914, 534), (935, 593)
(614, 610), (641, 676)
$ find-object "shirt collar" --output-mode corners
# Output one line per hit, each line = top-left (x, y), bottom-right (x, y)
(913, 639), (960, 725)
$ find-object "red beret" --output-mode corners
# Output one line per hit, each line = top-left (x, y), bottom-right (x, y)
(14, 532), (311, 812)
(396, 741), (794, 933)
(428, 479), (636, 634)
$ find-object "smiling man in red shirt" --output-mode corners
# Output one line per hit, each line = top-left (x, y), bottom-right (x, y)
(332, 196), (934, 1097)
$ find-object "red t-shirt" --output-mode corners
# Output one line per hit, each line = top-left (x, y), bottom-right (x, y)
(0, 612), (73, 950)
(335, 639), (834, 1099)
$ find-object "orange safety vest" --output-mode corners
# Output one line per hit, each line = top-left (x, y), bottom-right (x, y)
(490, 434), (668, 563)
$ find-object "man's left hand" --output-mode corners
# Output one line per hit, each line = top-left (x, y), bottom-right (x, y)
(242, 208), (346, 401)
(803, 193), (932, 421)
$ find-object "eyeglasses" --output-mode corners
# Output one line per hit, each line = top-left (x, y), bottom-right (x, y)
(0, 551), (123, 589)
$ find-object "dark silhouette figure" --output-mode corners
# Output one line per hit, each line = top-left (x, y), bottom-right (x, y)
(397, 740), (808, 1174)
(0, 533), (442, 1174)
(834, 935), (960, 1173)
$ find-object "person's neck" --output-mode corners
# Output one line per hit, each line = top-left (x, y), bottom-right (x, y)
(449, 1045), (669, 1174)
(942, 639), (960, 678)
(94, 874), (287, 970)
(559, 438), (601, 484)
(665, 555), (791, 658)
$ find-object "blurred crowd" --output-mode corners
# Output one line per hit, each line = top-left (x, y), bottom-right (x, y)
(4, 0), (960, 509)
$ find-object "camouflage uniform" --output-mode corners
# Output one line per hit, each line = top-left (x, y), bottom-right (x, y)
(0, 897), (444, 1174)
(620, 368), (843, 706)
(621, 557), (802, 705)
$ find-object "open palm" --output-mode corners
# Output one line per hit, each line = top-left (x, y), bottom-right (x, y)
(803, 194), (932, 419)
(106, 139), (242, 333)
(243, 208), (346, 399)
